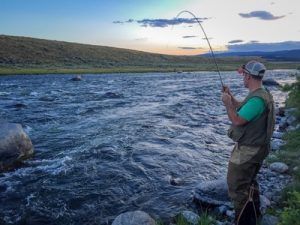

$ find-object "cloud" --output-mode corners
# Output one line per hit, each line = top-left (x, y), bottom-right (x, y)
(239, 11), (285, 20)
(134, 38), (148, 42)
(113, 17), (209, 28)
(227, 41), (300, 52)
(182, 35), (198, 39)
(113, 20), (124, 24)
(250, 40), (259, 43)
(228, 39), (244, 44)
(178, 47), (203, 50)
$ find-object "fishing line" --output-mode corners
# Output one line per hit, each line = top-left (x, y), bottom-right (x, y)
(174, 10), (225, 88)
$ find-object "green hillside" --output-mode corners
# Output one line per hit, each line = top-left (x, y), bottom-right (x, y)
(0, 35), (298, 75)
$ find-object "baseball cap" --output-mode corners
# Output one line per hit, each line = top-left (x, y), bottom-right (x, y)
(238, 60), (266, 77)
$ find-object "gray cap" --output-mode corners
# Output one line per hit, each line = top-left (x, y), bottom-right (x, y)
(242, 60), (266, 77)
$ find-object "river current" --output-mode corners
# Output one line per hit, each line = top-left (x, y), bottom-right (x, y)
(0, 70), (295, 224)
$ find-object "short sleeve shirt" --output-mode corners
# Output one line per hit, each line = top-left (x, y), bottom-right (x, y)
(237, 97), (265, 121)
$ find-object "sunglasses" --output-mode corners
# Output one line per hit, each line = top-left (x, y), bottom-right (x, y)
(237, 64), (251, 75)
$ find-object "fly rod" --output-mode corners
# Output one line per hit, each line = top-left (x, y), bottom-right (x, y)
(175, 10), (225, 88)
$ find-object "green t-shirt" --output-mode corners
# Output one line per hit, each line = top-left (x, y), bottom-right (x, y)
(238, 97), (265, 121)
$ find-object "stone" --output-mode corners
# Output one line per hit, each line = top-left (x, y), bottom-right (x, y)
(262, 78), (280, 86)
(261, 215), (279, 225)
(277, 107), (285, 117)
(215, 205), (229, 215)
(181, 210), (200, 225)
(270, 162), (289, 173)
(194, 178), (231, 207)
(112, 211), (155, 225)
(225, 210), (235, 219)
(270, 139), (285, 151)
(272, 131), (284, 139)
(170, 177), (183, 186)
(260, 195), (271, 214)
(0, 122), (34, 171)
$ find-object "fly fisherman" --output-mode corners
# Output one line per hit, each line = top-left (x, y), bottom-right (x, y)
(221, 61), (275, 224)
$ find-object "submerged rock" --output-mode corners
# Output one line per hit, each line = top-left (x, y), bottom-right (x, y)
(194, 178), (231, 207)
(0, 122), (34, 171)
(70, 75), (82, 81)
(262, 78), (280, 86)
(112, 211), (155, 225)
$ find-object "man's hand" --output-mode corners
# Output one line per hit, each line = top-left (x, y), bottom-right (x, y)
(222, 92), (232, 106)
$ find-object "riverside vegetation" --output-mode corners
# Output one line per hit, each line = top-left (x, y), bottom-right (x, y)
(0, 35), (299, 75)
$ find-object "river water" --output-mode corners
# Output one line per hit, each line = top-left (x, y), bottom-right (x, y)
(0, 70), (295, 225)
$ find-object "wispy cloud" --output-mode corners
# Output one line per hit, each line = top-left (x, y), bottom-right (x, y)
(134, 38), (148, 42)
(250, 40), (259, 43)
(227, 41), (300, 52)
(178, 47), (203, 50)
(239, 11), (285, 20)
(113, 17), (209, 28)
(182, 35), (198, 39)
(228, 39), (244, 44)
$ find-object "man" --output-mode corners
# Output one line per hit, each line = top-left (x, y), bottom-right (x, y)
(221, 61), (275, 224)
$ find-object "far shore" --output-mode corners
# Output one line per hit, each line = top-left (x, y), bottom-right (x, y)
(0, 62), (299, 76)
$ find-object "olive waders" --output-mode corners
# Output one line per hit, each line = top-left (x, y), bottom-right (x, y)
(227, 88), (275, 224)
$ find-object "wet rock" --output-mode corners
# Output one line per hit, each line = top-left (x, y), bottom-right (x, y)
(181, 210), (200, 225)
(11, 103), (27, 109)
(170, 177), (183, 186)
(0, 122), (34, 171)
(103, 92), (122, 98)
(261, 215), (279, 225)
(270, 162), (289, 173)
(272, 131), (284, 139)
(70, 75), (82, 81)
(262, 78), (280, 86)
(225, 210), (235, 219)
(215, 205), (229, 215)
(277, 107), (285, 117)
(112, 211), (155, 225)
(194, 178), (231, 207)
(271, 139), (285, 151)
(260, 195), (271, 214)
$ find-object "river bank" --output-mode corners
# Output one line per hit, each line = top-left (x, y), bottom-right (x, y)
(0, 62), (299, 76)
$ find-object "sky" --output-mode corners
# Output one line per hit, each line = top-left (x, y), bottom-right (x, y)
(0, 0), (299, 55)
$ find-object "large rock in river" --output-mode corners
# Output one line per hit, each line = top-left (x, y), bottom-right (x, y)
(0, 122), (34, 171)
(194, 178), (231, 207)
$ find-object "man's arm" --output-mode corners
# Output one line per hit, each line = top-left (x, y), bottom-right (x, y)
(222, 92), (248, 126)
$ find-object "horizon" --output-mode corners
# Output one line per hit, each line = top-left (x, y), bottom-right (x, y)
(1, 0), (300, 55)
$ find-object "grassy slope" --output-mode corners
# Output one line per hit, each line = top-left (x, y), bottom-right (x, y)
(276, 76), (300, 225)
(0, 35), (299, 75)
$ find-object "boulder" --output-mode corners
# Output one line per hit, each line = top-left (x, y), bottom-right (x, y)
(270, 162), (289, 173)
(112, 211), (155, 225)
(262, 78), (280, 86)
(194, 178), (231, 207)
(0, 122), (34, 171)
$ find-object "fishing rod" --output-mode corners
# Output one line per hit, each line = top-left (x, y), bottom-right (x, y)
(175, 10), (225, 88)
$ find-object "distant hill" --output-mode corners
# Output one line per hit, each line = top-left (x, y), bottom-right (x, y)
(203, 49), (300, 61)
(0, 35), (217, 68)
